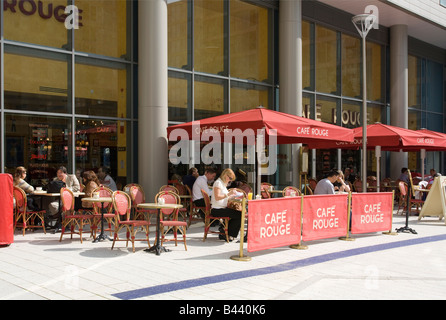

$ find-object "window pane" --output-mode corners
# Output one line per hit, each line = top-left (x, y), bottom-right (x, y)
(426, 112), (443, 132)
(342, 34), (361, 98)
(5, 114), (71, 186)
(230, 0), (270, 82)
(366, 42), (383, 102)
(4, 0), (70, 49)
(4, 52), (69, 113)
(316, 96), (338, 124)
(194, 75), (225, 120)
(194, 0), (225, 75)
(302, 21), (312, 90)
(75, 62), (127, 118)
(342, 100), (362, 128)
(75, 0), (127, 58)
(316, 25), (338, 94)
(168, 71), (191, 122)
(426, 60), (443, 113)
(408, 55), (422, 109)
(230, 82), (270, 113)
(75, 119), (127, 188)
(168, 0), (190, 69)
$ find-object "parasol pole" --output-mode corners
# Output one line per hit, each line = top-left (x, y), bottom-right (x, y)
(375, 145), (381, 192)
(256, 128), (265, 197)
(352, 13), (376, 192)
(420, 148), (426, 180)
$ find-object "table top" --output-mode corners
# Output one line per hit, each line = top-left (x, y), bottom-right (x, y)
(32, 191), (85, 197)
(81, 197), (113, 203)
(414, 186), (430, 192)
(269, 189), (283, 193)
(137, 203), (183, 209)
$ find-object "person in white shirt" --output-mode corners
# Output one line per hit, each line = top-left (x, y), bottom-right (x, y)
(314, 170), (338, 195)
(211, 168), (241, 241)
(98, 166), (117, 191)
(192, 167), (217, 210)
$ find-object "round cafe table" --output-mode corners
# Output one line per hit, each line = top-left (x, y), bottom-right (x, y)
(81, 197), (113, 243)
(137, 202), (183, 255)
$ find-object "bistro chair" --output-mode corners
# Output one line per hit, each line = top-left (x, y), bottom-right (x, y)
(397, 181), (408, 215)
(308, 178), (317, 191)
(59, 188), (92, 243)
(90, 186), (115, 239)
(155, 191), (188, 251)
(283, 186), (301, 197)
(13, 186), (46, 236)
(174, 182), (191, 222)
(302, 185), (313, 195)
(129, 184), (157, 221)
(353, 179), (363, 193)
(381, 178), (392, 192)
(159, 185), (179, 194)
(201, 189), (230, 243)
(260, 182), (273, 199)
(123, 183), (140, 193)
(407, 170), (424, 214)
(186, 184), (205, 228)
(367, 178), (377, 192)
(111, 191), (151, 253)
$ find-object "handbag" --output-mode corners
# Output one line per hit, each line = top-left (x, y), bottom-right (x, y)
(227, 200), (243, 211)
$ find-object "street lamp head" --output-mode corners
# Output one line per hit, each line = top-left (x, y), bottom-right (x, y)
(352, 14), (377, 38)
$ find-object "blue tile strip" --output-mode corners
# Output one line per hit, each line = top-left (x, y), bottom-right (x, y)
(112, 234), (446, 300)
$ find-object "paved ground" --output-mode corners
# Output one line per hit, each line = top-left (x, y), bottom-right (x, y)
(1, 211), (446, 305)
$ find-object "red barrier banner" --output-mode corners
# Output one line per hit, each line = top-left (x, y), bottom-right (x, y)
(247, 197), (301, 252)
(351, 192), (393, 234)
(302, 194), (349, 242)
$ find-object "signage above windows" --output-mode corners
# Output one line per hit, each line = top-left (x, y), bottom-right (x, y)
(3, 0), (83, 27)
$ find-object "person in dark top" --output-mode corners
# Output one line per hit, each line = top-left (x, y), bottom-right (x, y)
(183, 167), (199, 191)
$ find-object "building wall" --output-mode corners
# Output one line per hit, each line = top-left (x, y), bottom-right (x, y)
(386, 0), (446, 28)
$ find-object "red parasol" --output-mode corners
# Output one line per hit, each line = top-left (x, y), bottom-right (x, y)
(315, 123), (446, 151)
(167, 107), (354, 147)
(167, 107), (354, 196)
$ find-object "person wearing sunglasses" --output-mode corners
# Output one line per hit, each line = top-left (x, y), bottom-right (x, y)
(210, 168), (242, 241)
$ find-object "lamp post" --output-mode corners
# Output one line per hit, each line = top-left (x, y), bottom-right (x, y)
(352, 14), (376, 192)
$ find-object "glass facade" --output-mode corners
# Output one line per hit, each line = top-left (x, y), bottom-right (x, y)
(167, 0), (274, 178)
(2, 0), (134, 189)
(2, 0), (445, 188)
(303, 19), (387, 178)
(408, 54), (445, 173)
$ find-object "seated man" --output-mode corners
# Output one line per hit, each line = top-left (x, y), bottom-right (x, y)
(398, 167), (410, 184)
(314, 170), (339, 195)
(182, 167), (199, 191)
(47, 166), (80, 232)
(98, 166), (117, 191)
(192, 167), (217, 217)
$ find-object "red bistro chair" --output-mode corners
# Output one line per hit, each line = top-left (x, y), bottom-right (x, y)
(59, 188), (92, 243)
(283, 186), (301, 197)
(90, 186), (115, 238)
(13, 186), (46, 236)
(201, 189), (230, 243)
(129, 184), (157, 221)
(111, 191), (151, 253)
(155, 191), (188, 251)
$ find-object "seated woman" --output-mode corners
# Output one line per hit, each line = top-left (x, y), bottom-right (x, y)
(333, 170), (351, 193)
(13, 166), (40, 211)
(81, 170), (101, 209)
(211, 168), (242, 241)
